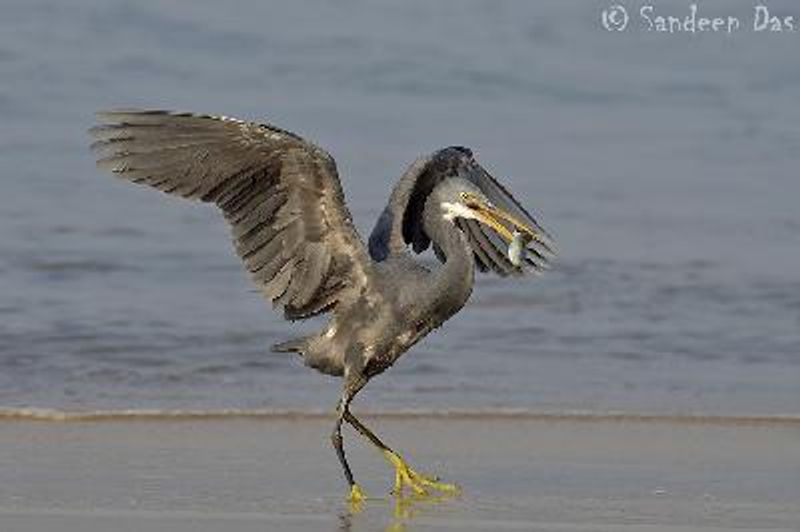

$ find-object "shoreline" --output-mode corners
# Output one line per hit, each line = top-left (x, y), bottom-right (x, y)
(1, 406), (798, 426)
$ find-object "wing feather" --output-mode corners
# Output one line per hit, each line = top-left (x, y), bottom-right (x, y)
(91, 109), (373, 319)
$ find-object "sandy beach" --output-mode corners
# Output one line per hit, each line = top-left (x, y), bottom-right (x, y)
(1, 414), (798, 531)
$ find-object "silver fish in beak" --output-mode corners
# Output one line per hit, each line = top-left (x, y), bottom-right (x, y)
(508, 229), (531, 267)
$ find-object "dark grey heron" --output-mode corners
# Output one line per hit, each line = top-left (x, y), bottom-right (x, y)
(90, 109), (555, 504)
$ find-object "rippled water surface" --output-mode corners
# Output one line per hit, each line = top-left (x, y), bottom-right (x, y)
(0, 0), (798, 415)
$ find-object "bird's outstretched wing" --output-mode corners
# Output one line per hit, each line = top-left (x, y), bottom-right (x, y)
(91, 109), (372, 320)
(368, 147), (553, 276)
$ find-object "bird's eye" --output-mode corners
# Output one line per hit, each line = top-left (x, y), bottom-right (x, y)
(460, 192), (481, 208)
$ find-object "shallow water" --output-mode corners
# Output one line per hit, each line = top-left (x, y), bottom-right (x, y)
(0, 0), (798, 415)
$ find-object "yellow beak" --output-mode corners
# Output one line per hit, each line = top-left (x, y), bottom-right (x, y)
(471, 201), (543, 246)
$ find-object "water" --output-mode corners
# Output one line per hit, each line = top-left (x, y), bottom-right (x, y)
(0, 0), (798, 416)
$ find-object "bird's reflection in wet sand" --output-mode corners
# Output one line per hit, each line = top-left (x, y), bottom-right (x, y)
(339, 491), (460, 532)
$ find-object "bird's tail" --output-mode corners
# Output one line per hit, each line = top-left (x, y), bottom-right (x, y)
(271, 336), (309, 354)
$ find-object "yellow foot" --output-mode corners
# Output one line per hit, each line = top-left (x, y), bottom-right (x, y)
(348, 483), (367, 513)
(383, 450), (460, 497)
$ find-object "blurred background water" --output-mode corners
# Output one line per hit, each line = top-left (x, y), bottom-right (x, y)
(0, 0), (798, 415)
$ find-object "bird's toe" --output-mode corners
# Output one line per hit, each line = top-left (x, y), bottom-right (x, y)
(348, 483), (367, 513)
(383, 450), (460, 497)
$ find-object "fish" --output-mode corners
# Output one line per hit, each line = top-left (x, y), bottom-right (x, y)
(508, 229), (530, 267)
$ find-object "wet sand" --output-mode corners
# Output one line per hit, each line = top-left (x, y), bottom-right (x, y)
(1, 415), (798, 531)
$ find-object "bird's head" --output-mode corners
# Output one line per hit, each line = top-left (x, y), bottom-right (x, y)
(406, 145), (554, 272)
(433, 149), (550, 253)
(440, 183), (541, 246)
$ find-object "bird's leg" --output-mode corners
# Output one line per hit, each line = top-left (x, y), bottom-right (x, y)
(343, 410), (460, 497)
(331, 393), (367, 509)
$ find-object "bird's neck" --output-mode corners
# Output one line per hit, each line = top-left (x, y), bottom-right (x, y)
(428, 219), (475, 319)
